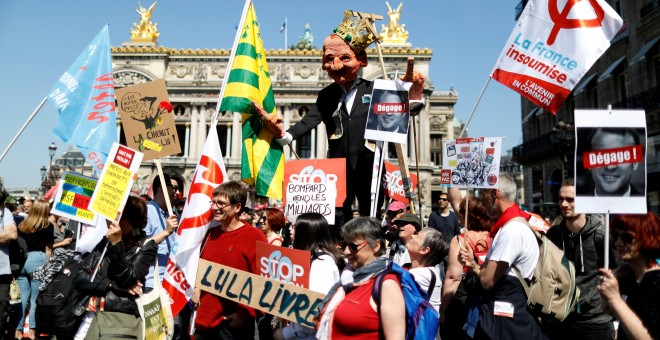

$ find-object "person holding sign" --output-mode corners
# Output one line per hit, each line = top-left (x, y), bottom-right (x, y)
(597, 213), (660, 340)
(193, 181), (267, 340)
(578, 128), (644, 197)
(273, 213), (343, 340)
(144, 174), (179, 293)
(255, 12), (425, 223)
(316, 217), (405, 339)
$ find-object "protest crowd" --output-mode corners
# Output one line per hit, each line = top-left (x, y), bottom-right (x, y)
(1, 1), (658, 340)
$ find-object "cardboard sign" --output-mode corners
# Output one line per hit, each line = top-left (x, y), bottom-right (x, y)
(89, 143), (144, 221)
(51, 172), (98, 224)
(196, 259), (326, 328)
(441, 137), (503, 188)
(116, 79), (181, 161)
(382, 162), (418, 204)
(574, 109), (647, 214)
(283, 159), (346, 225)
(256, 242), (311, 288)
(364, 79), (412, 144)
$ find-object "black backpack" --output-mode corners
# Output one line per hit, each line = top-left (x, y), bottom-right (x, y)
(35, 259), (89, 336)
(8, 235), (27, 277)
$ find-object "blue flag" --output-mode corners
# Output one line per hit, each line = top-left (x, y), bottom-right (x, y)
(48, 24), (117, 174)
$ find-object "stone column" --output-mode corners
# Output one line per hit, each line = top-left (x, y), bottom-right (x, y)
(226, 122), (232, 158)
(282, 105), (292, 159)
(116, 122), (121, 141)
(184, 123), (190, 158)
(316, 123), (327, 159)
(197, 103), (208, 159)
(190, 104), (199, 158)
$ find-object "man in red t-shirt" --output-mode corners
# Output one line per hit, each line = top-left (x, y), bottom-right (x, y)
(193, 181), (267, 339)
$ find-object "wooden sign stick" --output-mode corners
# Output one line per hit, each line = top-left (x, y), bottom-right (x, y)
(155, 159), (174, 216)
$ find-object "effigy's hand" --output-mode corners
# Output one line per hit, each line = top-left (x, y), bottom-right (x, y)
(401, 57), (425, 101)
(252, 101), (284, 138)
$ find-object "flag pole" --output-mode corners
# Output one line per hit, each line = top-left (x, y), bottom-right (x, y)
(284, 17), (288, 50)
(0, 96), (47, 163)
(459, 77), (491, 138)
(211, 0), (252, 126)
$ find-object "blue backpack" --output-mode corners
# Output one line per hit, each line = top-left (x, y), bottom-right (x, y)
(372, 262), (439, 339)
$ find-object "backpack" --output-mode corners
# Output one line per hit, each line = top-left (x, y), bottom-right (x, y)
(372, 262), (439, 339)
(35, 258), (89, 336)
(8, 235), (27, 277)
(511, 217), (580, 322)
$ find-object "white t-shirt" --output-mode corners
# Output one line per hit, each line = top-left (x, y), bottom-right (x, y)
(410, 266), (442, 312)
(486, 219), (538, 279)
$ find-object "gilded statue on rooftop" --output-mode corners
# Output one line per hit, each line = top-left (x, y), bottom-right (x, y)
(380, 2), (409, 45)
(130, 1), (159, 44)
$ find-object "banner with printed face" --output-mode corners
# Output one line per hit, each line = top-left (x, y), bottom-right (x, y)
(89, 143), (144, 221)
(116, 79), (181, 161)
(256, 242), (311, 288)
(382, 162), (418, 204)
(574, 109), (646, 214)
(196, 259), (325, 328)
(491, 0), (623, 113)
(51, 172), (98, 225)
(440, 137), (503, 189)
(364, 79), (413, 144)
(283, 159), (346, 225)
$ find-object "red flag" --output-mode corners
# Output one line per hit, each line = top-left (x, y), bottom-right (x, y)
(162, 128), (227, 315)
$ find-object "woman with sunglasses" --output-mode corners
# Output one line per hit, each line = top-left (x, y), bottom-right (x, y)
(260, 208), (285, 246)
(272, 213), (343, 340)
(316, 217), (405, 339)
(597, 212), (660, 340)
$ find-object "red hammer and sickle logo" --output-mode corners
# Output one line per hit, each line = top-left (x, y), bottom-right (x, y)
(547, 0), (605, 45)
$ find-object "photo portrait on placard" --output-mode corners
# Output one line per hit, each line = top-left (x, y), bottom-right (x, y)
(574, 109), (647, 214)
(364, 79), (412, 144)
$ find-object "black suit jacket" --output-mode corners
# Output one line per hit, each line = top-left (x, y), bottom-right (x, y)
(287, 79), (374, 170)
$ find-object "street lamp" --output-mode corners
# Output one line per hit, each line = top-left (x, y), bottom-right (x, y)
(40, 166), (47, 181)
(48, 142), (57, 164)
(42, 143), (59, 196)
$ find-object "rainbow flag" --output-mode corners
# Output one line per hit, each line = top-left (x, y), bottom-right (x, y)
(220, 1), (284, 200)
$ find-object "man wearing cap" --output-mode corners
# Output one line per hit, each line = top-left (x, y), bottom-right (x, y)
(428, 192), (461, 240)
(389, 212), (422, 267)
(255, 11), (424, 225)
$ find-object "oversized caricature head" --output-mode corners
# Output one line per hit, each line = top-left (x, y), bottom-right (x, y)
(322, 34), (368, 88)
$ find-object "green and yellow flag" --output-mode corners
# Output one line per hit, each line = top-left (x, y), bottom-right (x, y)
(220, 2), (284, 200)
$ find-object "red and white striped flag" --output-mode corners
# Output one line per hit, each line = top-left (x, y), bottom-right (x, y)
(162, 127), (227, 315)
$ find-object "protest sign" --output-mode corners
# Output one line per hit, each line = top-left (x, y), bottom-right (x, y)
(574, 109), (646, 214)
(364, 79), (412, 144)
(256, 242), (311, 288)
(89, 143), (144, 221)
(116, 79), (181, 161)
(491, 0), (623, 113)
(51, 172), (98, 224)
(196, 259), (325, 328)
(75, 217), (109, 254)
(382, 161), (418, 204)
(440, 137), (503, 189)
(283, 159), (346, 224)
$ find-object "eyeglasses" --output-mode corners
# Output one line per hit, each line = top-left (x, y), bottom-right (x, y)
(610, 230), (635, 245)
(340, 240), (369, 253)
(439, 198), (448, 202)
(209, 200), (232, 209)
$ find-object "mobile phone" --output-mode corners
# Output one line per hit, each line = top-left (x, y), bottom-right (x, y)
(64, 229), (73, 238)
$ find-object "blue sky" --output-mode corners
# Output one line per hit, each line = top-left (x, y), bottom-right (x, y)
(0, 0), (522, 189)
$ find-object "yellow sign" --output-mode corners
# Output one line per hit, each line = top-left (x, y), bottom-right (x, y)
(142, 139), (163, 152)
(196, 259), (326, 327)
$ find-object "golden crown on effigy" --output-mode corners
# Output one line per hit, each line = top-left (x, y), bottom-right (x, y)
(333, 10), (379, 53)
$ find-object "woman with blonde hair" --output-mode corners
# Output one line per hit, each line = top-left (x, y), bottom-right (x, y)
(16, 199), (54, 339)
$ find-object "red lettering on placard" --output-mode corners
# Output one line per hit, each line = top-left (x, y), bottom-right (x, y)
(582, 144), (642, 169)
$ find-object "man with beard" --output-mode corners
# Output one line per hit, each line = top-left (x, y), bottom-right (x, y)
(545, 179), (616, 339)
(255, 11), (424, 223)
(192, 181), (267, 339)
(459, 174), (547, 339)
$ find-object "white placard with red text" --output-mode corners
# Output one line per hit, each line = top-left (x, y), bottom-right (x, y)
(574, 109), (647, 214)
(491, 0), (623, 113)
(440, 137), (503, 189)
(364, 79), (412, 144)
(88, 143), (143, 221)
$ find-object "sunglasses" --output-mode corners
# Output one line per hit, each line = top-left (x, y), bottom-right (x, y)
(439, 198), (448, 202)
(340, 240), (369, 253)
(610, 230), (635, 245)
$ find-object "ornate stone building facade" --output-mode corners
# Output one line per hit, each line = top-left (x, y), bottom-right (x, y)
(111, 3), (458, 217)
